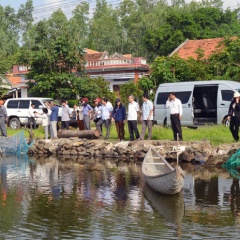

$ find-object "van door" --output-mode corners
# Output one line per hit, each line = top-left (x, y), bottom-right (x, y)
(217, 85), (234, 124)
(31, 100), (44, 125)
(18, 100), (31, 125)
(154, 87), (170, 126)
(193, 85), (218, 125)
(166, 86), (194, 126)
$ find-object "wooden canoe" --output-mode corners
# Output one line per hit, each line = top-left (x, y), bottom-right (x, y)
(142, 148), (185, 194)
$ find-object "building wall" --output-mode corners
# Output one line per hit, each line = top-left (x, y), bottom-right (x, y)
(21, 88), (28, 98)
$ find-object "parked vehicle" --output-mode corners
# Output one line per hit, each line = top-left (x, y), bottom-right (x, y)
(4, 98), (76, 129)
(154, 80), (240, 127)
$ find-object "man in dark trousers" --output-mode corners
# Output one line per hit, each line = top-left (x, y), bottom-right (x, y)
(228, 92), (240, 141)
(0, 100), (7, 137)
(28, 103), (37, 129)
(127, 95), (140, 141)
(166, 92), (183, 141)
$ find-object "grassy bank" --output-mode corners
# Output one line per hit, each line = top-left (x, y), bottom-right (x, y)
(6, 124), (235, 146)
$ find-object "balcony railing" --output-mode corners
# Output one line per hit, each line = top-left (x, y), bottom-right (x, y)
(86, 58), (147, 67)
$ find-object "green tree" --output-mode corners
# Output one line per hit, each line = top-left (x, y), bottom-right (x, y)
(208, 38), (240, 80)
(69, 2), (90, 48)
(138, 76), (155, 99)
(17, 0), (34, 45)
(88, 0), (121, 53)
(119, 81), (143, 106)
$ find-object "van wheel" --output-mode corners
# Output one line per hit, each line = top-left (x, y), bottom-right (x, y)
(223, 117), (230, 127)
(9, 118), (21, 130)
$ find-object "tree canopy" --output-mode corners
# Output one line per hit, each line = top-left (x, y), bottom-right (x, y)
(0, 0), (240, 100)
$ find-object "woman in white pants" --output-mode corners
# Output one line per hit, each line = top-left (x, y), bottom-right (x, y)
(35, 108), (52, 139)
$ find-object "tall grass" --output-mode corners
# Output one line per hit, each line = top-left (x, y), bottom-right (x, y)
(6, 124), (234, 146)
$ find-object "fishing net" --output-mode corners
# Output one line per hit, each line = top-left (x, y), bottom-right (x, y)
(0, 131), (32, 156)
(225, 168), (240, 179)
(222, 149), (240, 168)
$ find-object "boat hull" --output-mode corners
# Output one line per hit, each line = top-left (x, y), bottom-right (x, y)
(144, 171), (184, 194)
(142, 149), (185, 194)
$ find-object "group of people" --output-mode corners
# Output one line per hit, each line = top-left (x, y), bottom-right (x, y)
(72, 93), (182, 141)
(72, 95), (152, 141)
(0, 92), (184, 142)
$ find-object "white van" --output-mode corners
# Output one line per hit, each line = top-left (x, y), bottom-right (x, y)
(4, 98), (75, 129)
(154, 80), (240, 127)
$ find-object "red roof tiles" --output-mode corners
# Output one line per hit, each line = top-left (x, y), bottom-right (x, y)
(84, 48), (100, 54)
(171, 38), (224, 60)
(7, 75), (22, 86)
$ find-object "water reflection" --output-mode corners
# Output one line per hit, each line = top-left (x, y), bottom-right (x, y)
(0, 155), (240, 239)
(143, 185), (184, 224)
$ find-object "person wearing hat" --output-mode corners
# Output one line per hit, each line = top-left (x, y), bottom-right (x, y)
(82, 97), (93, 130)
(112, 98), (126, 141)
(228, 92), (240, 141)
(0, 100), (7, 137)
(74, 102), (85, 131)
(93, 98), (102, 132)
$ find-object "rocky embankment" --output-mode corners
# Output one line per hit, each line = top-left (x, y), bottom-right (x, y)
(28, 138), (240, 165)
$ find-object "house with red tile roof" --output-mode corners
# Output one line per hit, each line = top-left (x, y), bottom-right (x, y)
(0, 69), (29, 99)
(170, 38), (224, 60)
(10, 49), (149, 96)
(84, 49), (149, 92)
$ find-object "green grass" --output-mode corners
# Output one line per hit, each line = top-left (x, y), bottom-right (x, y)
(6, 124), (235, 146)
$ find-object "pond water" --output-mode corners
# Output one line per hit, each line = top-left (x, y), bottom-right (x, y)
(0, 155), (240, 240)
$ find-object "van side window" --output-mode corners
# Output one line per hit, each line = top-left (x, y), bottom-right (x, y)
(7, 100), (19, 108)
(221, 90), (234, 101)
(31, 100), (42, 109)
(19, 100), (30, 109)
(157, 91), (192, 105)
(157, 92), (170, 104)
(177, 91), (192, 104)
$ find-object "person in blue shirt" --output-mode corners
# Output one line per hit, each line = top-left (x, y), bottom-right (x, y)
(82, 98), (93, 130)
(46, 101), (59, 139)
(112, 98), (126, 141)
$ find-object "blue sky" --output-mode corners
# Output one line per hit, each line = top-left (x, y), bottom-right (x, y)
(0, 0), (239, 21)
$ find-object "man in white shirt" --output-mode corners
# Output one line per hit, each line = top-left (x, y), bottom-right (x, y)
(28, 103), (37, 129)
(166, 92), (183, 141)
(139, 94), (153, 140)
(61, 100), (71, 130)
(127, 95), (140, 141)
(96, 98), (113, 140)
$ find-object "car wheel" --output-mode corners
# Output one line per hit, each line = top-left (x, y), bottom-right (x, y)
(9, 118), (21, 130)
(223, 117), (230, 127)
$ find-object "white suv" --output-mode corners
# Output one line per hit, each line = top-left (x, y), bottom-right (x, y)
(4, 98), (75, 129)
